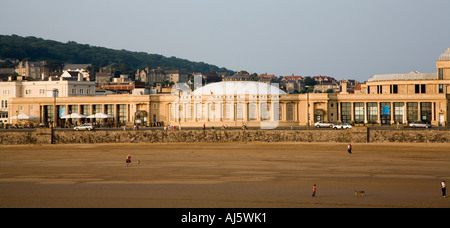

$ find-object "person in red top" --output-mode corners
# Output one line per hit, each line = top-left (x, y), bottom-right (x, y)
(312, 184), (317, 197)
(347, 143), (352, 154)
(126, 154), (131, 167)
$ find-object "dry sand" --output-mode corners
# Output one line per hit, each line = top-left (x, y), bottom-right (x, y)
(0, 142), (449, 208)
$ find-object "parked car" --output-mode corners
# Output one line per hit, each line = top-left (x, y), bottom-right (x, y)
(314, 121), (334, 128)
(408, 122), (431, 128)
(74, 123), (95, 131)
(333, 123), (353, 130)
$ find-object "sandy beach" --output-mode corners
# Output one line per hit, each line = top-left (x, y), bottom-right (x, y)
(0, 142), (449, 208)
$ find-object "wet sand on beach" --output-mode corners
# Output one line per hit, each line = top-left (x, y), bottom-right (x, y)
(0, 142), (449, 208)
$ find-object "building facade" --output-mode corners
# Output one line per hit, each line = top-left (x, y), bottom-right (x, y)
(15, 60), (48, 80)
(5, 48), (450, 128)
(1, 78), (96, 124)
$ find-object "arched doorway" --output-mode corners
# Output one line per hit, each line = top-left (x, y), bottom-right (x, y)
(314, 109), (325, 122)
(135, 110), (148, 126)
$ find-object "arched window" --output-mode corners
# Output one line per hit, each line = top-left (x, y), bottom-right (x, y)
(286, 103), (294, 121)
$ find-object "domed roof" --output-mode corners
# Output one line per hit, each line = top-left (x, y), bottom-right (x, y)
(439, 48), (450, 61)
(192, 81), (286, 96)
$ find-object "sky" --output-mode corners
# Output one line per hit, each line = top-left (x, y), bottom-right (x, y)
(1, 0), (449, 81)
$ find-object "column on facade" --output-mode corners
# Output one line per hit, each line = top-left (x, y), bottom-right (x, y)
(271, 102), (277, 122)
(403, 102), (407, 124)
(244, 102), (248, 122)
(166, 103), (170, 124)
(364, 102), (367, 124)
(390, 102), (394, 124)
(376, 102), (380, 124)
(432, 102), (436, 122)
(128, 104), (131, 123)
(219, 102), (223, 122)
(417, 102), (422, 122)
(350, 102), (354, 123)
(336, 102), (340, 122)
(256, 100), (261, 122)
(147, 101), (152, 126)
(181, 103), (185, 123)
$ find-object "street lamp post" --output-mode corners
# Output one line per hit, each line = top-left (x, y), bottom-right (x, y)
(305, 86), (310, 130)
(51, 89), (58, 144)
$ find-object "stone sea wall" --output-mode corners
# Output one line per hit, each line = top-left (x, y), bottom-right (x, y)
(0, 128), (449, 145)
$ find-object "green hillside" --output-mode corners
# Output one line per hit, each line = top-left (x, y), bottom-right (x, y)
(0, 34), (234, 75)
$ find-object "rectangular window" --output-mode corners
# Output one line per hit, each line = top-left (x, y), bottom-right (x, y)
(276, 103), (283, 121)
(81, 105), (90, 116)
(236, 103), (244, 121)
(106, 104), (114, 116)
(439, 68), (444, 80)
(380, 102), (391, 125)
(72, 89), (77, 94)
(415, 85), (420, 94)
(248, 103), (257, 121)
(394, 103), (404, 124)
(185, 104), (192, 121)
(260, 103), (270, 121)
(80, 89), (84, 94)
(393, 85), (398, 94)
(421, 84), (426, 94)
(118, 104), (127, 124)
(93, 105), (102, 114)
(69, 105), (79, 114)
(286, 103), (294, 121)
(341, 102), (351, 123)
(353, 102), (364, 124)
(367, 102), (378, 124)
(439, 84), (444, 94)
(407, 102), (418, 123)
(420, 102), (432, 123)
(45, 105), (54, 124)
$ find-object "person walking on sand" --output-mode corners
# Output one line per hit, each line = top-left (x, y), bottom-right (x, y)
(347, 143), (352, 154)
(312, 184), (317, 197)
(126, 154), (131, 167)
(441, 180), (447, 198)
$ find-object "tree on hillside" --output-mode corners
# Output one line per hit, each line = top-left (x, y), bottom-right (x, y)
(0, 34), (235, 76)
(303, 76), (317, 86)
(206, 71), (221, 83)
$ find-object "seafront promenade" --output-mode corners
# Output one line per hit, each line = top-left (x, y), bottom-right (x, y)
(1, 127), (449, 144)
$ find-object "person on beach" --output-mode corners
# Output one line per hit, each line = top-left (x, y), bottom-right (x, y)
(441, 180), (446, 198)
(347, 143), (352, 154)
(126, 154), (131, 167)
(312, 184), (317, 197)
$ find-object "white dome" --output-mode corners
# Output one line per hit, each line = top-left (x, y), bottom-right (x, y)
(192, 81), (286, 96)
(439, 48), (450, 61)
